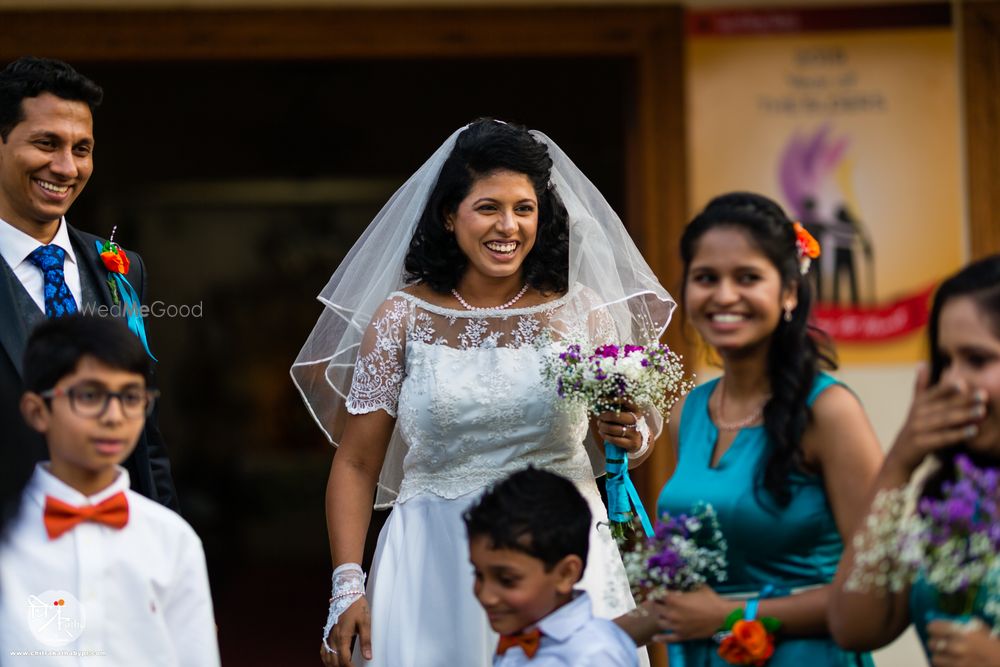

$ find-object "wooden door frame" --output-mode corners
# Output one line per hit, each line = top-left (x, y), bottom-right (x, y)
(0, 5), (687, 500)
(962, 1), (1000, 259)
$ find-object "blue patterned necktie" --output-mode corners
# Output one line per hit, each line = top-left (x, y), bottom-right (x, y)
(27, 245), (78, 318)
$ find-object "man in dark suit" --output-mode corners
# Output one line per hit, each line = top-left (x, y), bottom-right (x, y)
(0, 57), (177, 531)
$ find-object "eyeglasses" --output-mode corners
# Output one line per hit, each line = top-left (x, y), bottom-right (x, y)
(39, 383), (160, 419)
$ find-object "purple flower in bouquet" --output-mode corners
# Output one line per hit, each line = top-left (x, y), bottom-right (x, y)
(895, 455), (1000, 617)
(545, 340), (693, 418)
(622, 503), (727, 601)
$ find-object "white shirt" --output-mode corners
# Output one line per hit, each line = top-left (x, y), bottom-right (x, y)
(0, 464), (220, 666)
(493, 592), (639, 667)
(0, 216), (83, 312)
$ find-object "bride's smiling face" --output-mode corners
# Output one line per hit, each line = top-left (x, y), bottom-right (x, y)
(447, 170), (538, 284)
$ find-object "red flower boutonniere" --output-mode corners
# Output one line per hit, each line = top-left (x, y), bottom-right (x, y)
(100, 241), (130, 275)
(98, 227), (129, 305)
(716, 609), (781, 666)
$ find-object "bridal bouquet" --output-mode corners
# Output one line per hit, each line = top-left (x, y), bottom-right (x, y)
(552, 343), (691, 416)
(548, 343), (693, 539)
(848, 454), (1000, 633)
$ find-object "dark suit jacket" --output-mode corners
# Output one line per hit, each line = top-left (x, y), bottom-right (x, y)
(0, 224), (179, 516)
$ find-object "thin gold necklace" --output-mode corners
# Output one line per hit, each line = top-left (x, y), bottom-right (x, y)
(712, 379), (769, 431)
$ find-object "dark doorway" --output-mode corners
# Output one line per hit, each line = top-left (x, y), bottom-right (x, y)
(66, 57), (630, 665)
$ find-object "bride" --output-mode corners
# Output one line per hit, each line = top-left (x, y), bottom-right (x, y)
(292, 119), (674, 667)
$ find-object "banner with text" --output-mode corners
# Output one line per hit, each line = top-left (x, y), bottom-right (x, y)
(687, 4), (961, 364)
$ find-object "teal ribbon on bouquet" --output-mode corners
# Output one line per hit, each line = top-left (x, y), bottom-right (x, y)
(605, 442), (654, 537)
(94, 240), (156, 361)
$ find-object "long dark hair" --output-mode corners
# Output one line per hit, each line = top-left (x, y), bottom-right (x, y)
(403, 118), (569, 294)
(923, 254), (1000, 496)
(680, 192), (836, 507)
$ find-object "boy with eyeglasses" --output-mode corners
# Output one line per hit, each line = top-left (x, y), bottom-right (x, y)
(0, 315), (220, 665)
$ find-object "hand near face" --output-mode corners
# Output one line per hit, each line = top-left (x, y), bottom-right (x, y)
(885, 363), (987, 476)
(928, 619), (1000, 667)
(648, 586), (733, 643)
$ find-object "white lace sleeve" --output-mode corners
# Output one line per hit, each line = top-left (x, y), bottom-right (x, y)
(345, 296), (410, 417)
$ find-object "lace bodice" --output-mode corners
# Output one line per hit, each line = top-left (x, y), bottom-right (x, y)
(346, 288), (613, 504)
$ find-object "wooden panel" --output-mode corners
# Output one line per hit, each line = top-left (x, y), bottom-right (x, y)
(624, 8), (689, 509)
(0, 7), (676, 60)
(963, 1), (1000, 259)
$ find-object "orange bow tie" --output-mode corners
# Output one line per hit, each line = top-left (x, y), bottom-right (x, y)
(44, 492), (129, 540)
(496, 628), (542, 659)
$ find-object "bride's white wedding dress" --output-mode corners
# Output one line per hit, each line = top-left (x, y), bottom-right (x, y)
(346, 288), (648, 666)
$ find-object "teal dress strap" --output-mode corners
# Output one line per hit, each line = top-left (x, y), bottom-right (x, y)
(806, 372), (840, 406)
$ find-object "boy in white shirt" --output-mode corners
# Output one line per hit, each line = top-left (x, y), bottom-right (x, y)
(464, 467), (638, 667)
(0, 315), (220, 666)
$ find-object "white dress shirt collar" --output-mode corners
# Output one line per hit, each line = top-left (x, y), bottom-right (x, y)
(25, 462), (131, 509)
(535, 590), (591, 642)
(0, 216), (78, 271)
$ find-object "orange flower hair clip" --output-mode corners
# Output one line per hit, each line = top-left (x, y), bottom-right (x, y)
(792, 222), (820, 275)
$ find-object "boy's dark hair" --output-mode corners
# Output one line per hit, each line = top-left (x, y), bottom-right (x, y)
(463, 467), (591, 572)
(0, 56), (103, 141)
(23, 315), (152, 393)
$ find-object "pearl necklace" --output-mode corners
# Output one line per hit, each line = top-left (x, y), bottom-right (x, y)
(712, 380), (770, 431)
(451, 283), (529, 311)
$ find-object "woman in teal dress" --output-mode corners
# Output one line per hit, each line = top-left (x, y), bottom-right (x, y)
(622, 193), (883, 666)
(829, 255), (1000, 667)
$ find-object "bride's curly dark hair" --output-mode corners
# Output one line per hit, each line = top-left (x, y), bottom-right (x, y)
(404, 118), (569, 294)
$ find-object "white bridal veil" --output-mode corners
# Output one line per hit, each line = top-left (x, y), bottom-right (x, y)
(291, 123), (676, 507)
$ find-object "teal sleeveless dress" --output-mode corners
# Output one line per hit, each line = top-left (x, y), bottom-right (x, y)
(909, 555), (1000, 656)
(656, 372), (873, 667)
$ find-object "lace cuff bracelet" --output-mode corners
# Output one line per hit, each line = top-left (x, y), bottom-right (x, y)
(634, 416), (652, 459)
(323, 563), (367, 654)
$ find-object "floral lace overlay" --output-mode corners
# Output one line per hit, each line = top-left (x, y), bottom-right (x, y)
(345, 289), (608, 503)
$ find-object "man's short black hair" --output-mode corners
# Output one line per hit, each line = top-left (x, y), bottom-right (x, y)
(0, 56), (103, 140)
(463, 466), (591, 572)
(23, 315), (152, 393)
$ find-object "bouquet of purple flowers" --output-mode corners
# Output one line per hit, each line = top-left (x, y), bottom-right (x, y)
(623, 502), (728, 599)
(548, 342), (693, 540)
(849, 454), (1000, 631)
(552, 343), (691, 416)
(900, 455), (1000, 619)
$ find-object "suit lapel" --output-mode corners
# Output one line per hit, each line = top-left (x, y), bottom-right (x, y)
(69, 226), (117, 310)
(0, 264), (30, 377)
